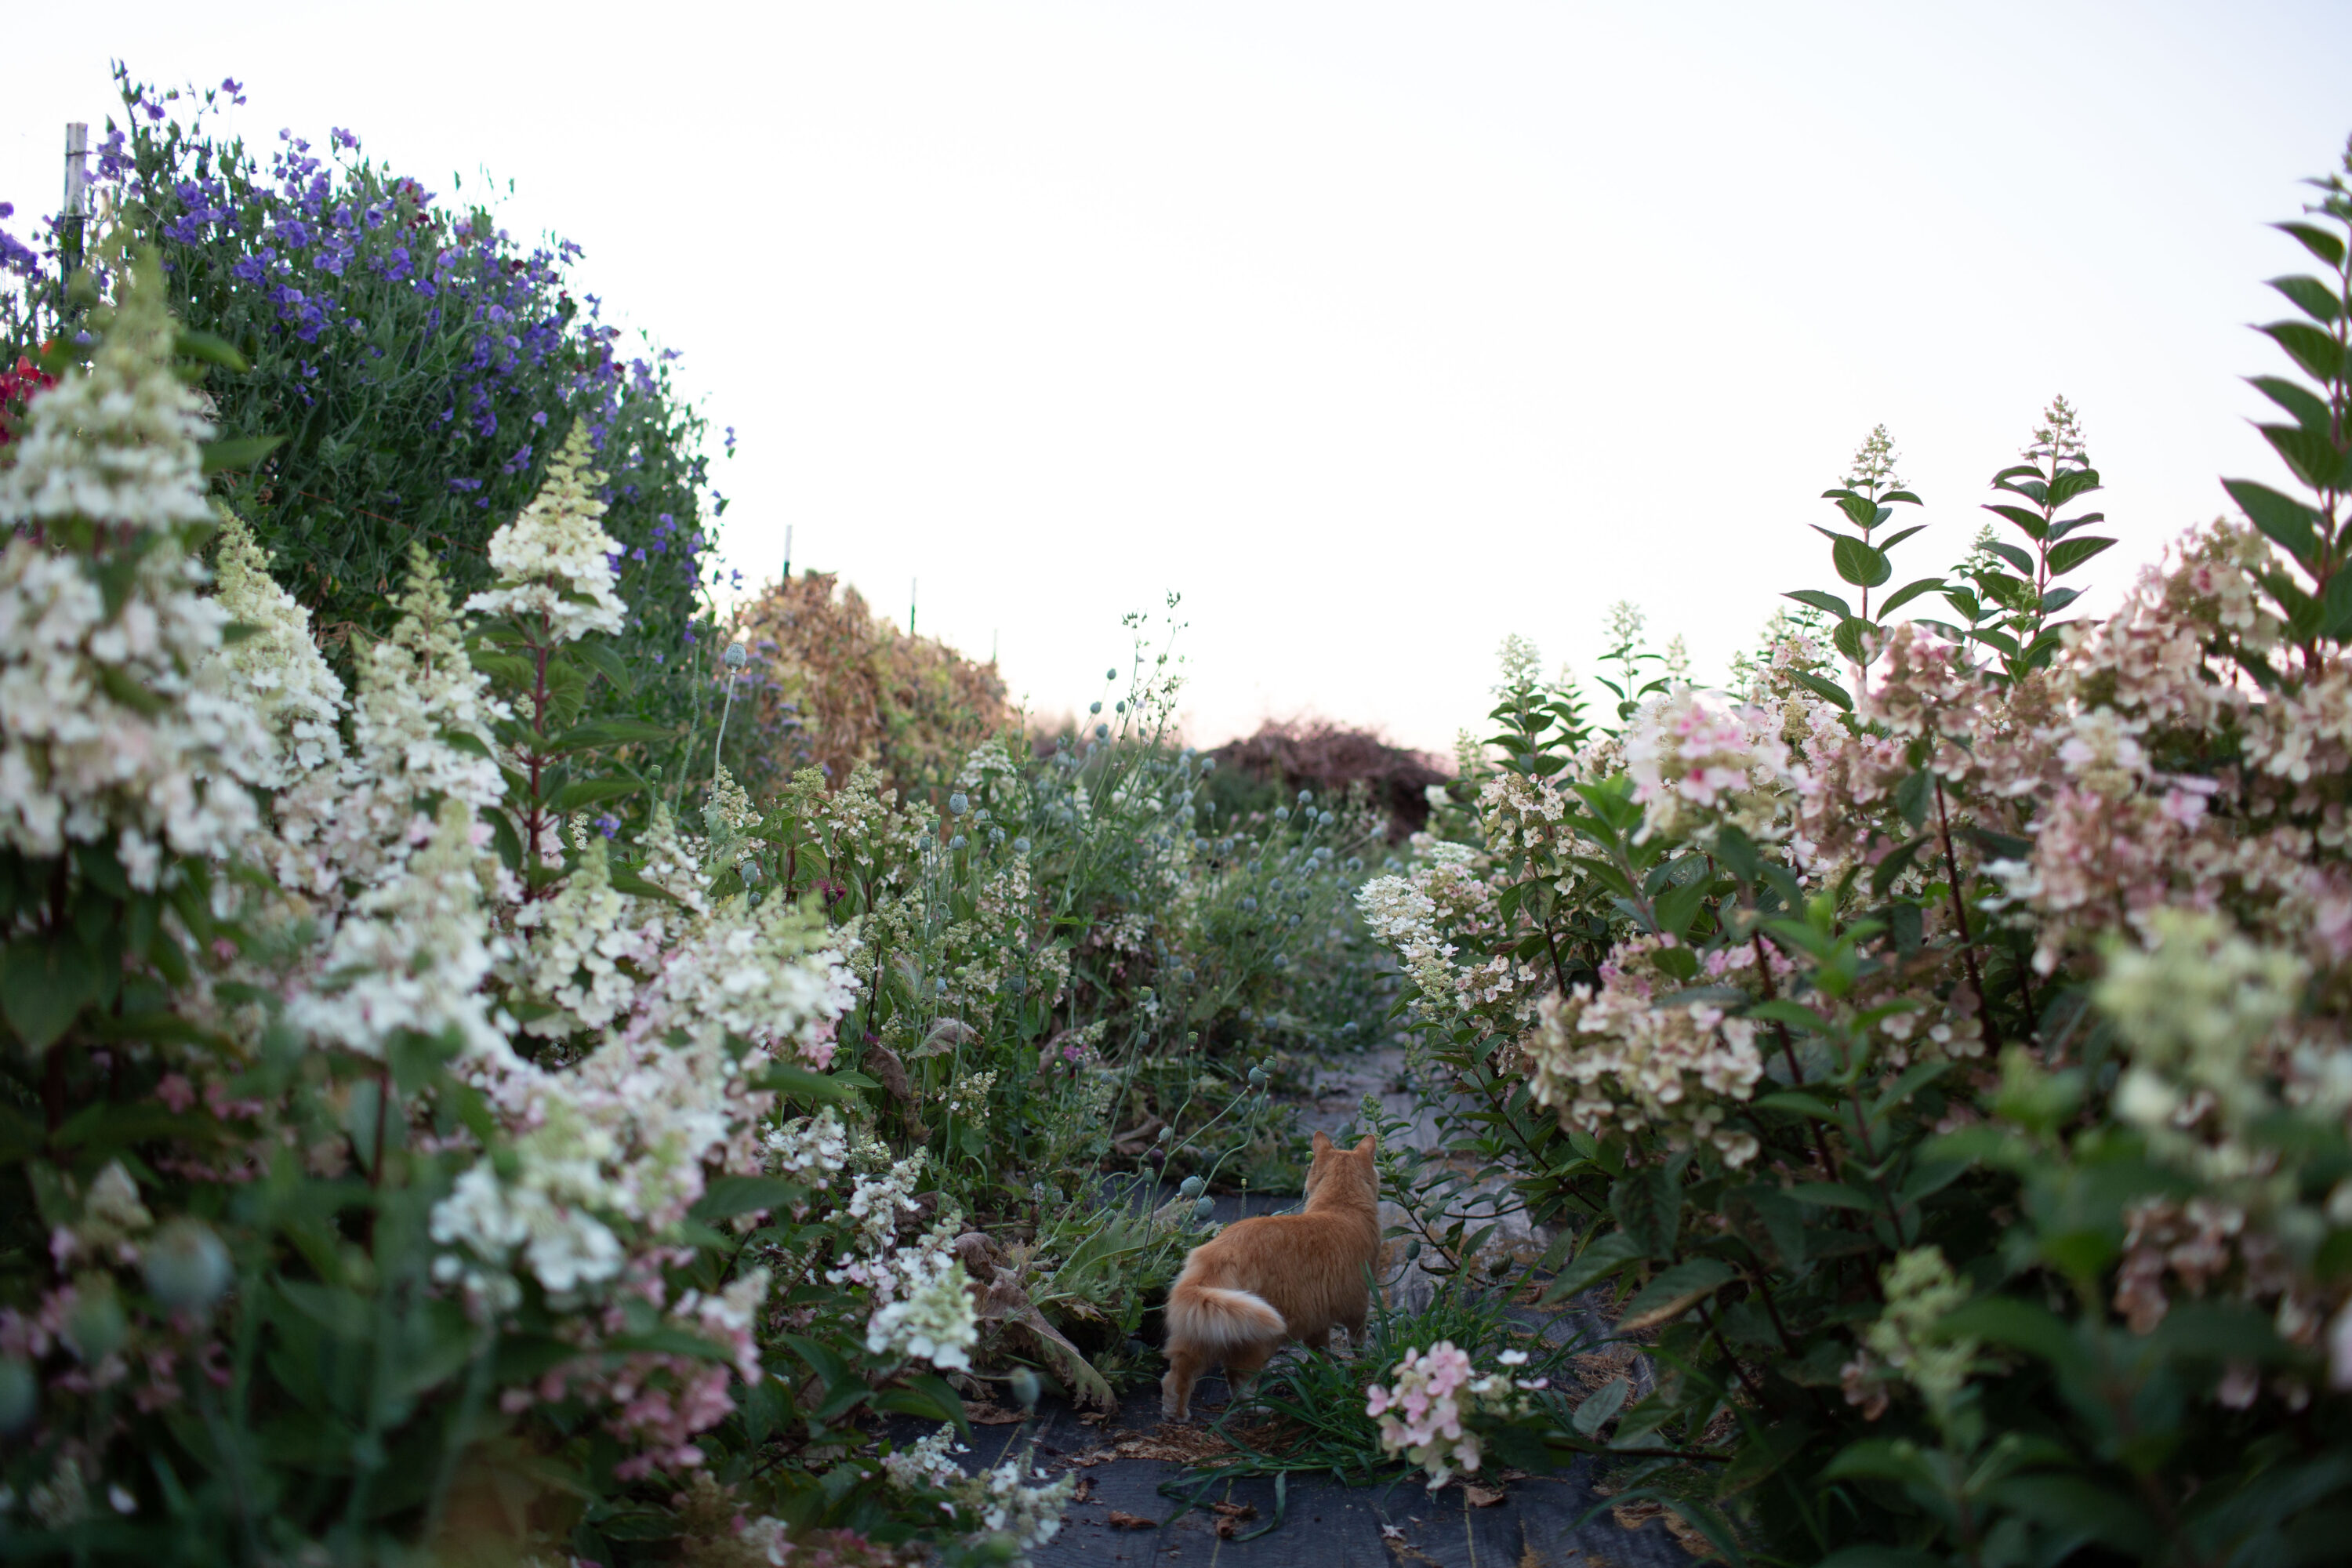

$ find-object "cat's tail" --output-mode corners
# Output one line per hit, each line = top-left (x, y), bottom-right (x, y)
(1166, 1280), (1287, 1352)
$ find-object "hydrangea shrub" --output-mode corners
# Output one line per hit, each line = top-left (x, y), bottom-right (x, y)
(1359, 140), (2352, 1566)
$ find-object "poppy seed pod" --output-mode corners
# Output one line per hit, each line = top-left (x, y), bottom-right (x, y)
(143, 1218), (233, 1314)
(721, 642), (747, 670)
(1009, 1367), (1042, 1410)
(1192, 1196), (1216, 1224)
(63, 1283), (128, 1365)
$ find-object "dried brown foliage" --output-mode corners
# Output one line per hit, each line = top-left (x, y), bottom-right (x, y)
(1207, 718), (1450, 840)
(728, 571), (1016, 799)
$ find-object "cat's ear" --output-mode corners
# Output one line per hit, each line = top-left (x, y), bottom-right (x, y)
(1312, 1130), (1333, 1153)
(1354, 1135), (1377, 1156)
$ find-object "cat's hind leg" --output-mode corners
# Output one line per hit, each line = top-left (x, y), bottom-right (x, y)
(1223, 1340), (1276, 1403)
(1160, 1344), (1210, 1422)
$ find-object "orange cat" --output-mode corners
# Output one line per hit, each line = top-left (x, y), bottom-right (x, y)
(1160, 1131), (1381, 1421)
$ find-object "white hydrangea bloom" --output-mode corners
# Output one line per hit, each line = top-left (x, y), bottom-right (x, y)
(285, 798), (515, 1064)
(428, 1162), (626, 1296)
(764, 1106), (850, 1185)
(463, 424), (626, 644)
(515, 834), (641, 1037)
(634, 800), (712, 914)
(271, 545), (506, 895)
(967, 1454), (1076, 1549)
(863, 1249), (978, 1371)
(0, 248), (213, 532)
(882, 1425), (971, 1490)
(641, 893), (862, 1070)
(0, 249), (268, 886)
(201, 510), (346, 789)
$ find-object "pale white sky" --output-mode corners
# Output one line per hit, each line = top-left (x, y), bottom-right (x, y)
(7, 2), (2349, 752)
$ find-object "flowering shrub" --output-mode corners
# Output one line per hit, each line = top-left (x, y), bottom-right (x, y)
(0, 206), (1405, 1561)
(0, 71), (732, 804)
(1358, 140), (2352, 1565)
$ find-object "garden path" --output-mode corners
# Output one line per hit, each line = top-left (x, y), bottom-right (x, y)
(935, 1059), (1691, 1565)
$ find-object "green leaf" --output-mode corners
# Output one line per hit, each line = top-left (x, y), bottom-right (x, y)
(1876, 577), (1944, 618)
(1833, 534), (1893, 588)
(608, 869), (681, 904)
(1653, 877), (1708, 941)
(1984, 502), (2049, 540)
(1986, 1475), (2161, 1556)
(200, 434), (285, 475)
(604, 1327), (735, 1363)
(1940, 1295), (2085, 1373)
(1788, 670), (1853, 710)
(2257, 319), (2350, 385)
(1751, 1089), (1835, 1120)
(1620, 1258), (1734, 1330)
(1869, 1064), (1951, 1126)
(691, 1176), (803, 1225)
(2260, 422), (2352, 493)
(546, 719), (675, 754)
(1543, 1230), (1643, 1302)
(1612, 1167), (1682, 1258)
(1877, 524), (1926, 553)
(2046, 467), (2103, 506)
(1893, 769), (1932, 831)
(2247, 375), (2336, 435)
(755, 1062), (851, 1103)
(1882, 488), (1923, 506)
(549, 776), (644, 813)
(1750, 1001), (1816, 1034)
(174, 329), (249, 371)
(1570, 1376), (1629, 1436)
(1831, 618), (1871, 664)
(1962, 825), (2031, 860)
(2325, 567), (2352, 641)
(2274, 221), (2346, 269)
(575, 640), (637, 695)
(1984, 539), (2035, 575)
(1784, 589), (1854, 620)
(1820, 1439), (1937, 1487)
(96, 664), (165, 717)
(1870, 835), (1931, 897)
(276, 1280), (374, 1340)
(2045, 535), (2115, 577)
(1827, 492), (1879, 528)
(1787, 1181), (1877, 1212)
(2, 935), (101, 1050)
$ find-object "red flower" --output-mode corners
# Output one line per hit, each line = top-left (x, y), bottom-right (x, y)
(0, 353), (56, 448)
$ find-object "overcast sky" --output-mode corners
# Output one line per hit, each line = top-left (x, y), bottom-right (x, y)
(8, 2), (2350, 752)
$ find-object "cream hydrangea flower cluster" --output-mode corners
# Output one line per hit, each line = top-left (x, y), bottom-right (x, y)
(883, 1425), (1077, 1552)
(1839, 1247), (1977, 1425)
(462, 423), (626, 642)
(1521, 935), (1766, 1166)
(201, 510), (345, 789)
(265, 546), (507, 898)
(285, 797), (516, 1065)
(0, 249), (268, 887)
(1356, 837), (1513, 1017)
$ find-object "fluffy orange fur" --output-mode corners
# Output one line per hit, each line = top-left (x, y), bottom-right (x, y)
(1160, 1131), (1381, 1421)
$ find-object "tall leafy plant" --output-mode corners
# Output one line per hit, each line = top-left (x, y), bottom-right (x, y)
(2228, 136), (2352, 676)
